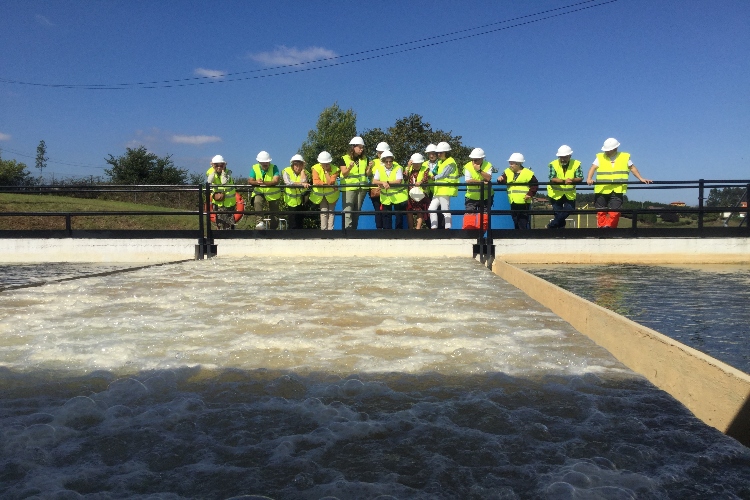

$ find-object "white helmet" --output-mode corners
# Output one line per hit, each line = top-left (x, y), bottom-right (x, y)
(424, 143), (437, 153)
(410, 153), (425, 164)
(508, 153), (525, 163)
(376, 141), (390, 152)
(256, 151), (272, 163)
(469, 148), (485, 159)
(349, 136), (365, 146)
(435, 142), (451, 153)
(601, 138), (620, 151)
(317, 151), (333, 163)
(290, 154), (305, 163)
(380, 150), (394, 159)
(556, 145), (573, 157)
(211, 155), (226, 164)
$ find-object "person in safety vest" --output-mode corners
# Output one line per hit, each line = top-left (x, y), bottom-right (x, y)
(339, 136), (371, 230)
(282, 154), (311, 230)
(586, 138), (652, 228)
(248, 151), (281, 230)
(206, 154), (237, 230)
(373, 150), (408, 230)
(547, 145), (583, 229)
(405, 152), (432, 229)
(423, 144), (444, 228)
(428, 142), (460, 229)
(368, 141), (391, 229)
(309, 151), (339, 230)
(497, 153), (538, 230)
(464, 148), (494, 213)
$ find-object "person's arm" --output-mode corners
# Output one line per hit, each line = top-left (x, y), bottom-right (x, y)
(571, 165), (583, 184)
(526, 174), (539, 199)
(312, 169), (323, 185)
(433, 163), (455, 181)
(629, 164), (652, 184)
(496, 173), (508, 185)
(586, 164), (598, 185)
(549, 164), (563, 184)
(247, 168), (261, 186)
(340, 159), (353, 177)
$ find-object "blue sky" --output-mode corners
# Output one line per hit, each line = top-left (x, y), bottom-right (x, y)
(1, 0), (748, 203)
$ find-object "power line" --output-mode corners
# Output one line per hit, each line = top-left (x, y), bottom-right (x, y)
(0, 0), (617, 90)
(0, 147), (106, 169)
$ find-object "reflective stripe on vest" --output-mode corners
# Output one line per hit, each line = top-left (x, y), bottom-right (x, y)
(207, 167), (237, 208)
(505, 167), (534, 204)
(375, 164), (408, 205)
(594, 152), (630, 194)
(546, 159), (581, 200)
(433, 158), (459, 197)
(464, 160), (493, 200)
(251, 164), (282, 200)
(282, 166), (306, 207)
(340, 154), (369, 191)
(309, 164), (340, 204)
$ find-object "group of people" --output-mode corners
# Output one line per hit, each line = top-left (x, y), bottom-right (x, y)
(206, 137), (651, 230)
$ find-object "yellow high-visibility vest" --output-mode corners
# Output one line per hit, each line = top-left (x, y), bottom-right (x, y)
(433, 157), (459, 197)
(464, 160), (493, 200)
(546, 159), (581, 200)
(374, 164), (408, 205)
(340, 154), (369, 192)
(206, 167), (237, 208)
(594, 152), (630, 194)
(504, 167), (534, 204)
(250, 164), (282, 200)
(282, 166), (306, 207)
(309, 164), (340, 204)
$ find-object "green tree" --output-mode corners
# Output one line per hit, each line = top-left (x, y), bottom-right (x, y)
(35, 140), (48, 180)
(105, 146), (188, 184)
(706, 187), (745, 208)
(299, 103), (357, 167)
(0, 151), (34, 186)
(362, 114), (473, 166)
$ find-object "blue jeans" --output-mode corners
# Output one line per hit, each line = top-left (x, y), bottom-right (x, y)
(549, 198), (575, 228)
(382, 202), (407, 229)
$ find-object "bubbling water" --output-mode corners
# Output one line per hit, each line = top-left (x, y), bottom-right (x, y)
(0, 257), (748, 499)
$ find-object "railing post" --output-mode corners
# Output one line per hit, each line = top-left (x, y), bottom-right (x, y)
(196, 184), (205, 260)
(746, 183), (750, 234)
(479, 182), (486, 264)
(205, 182), (214, 258)
(65, 213), (72, 236)
(632, 208), (638, 236)
(698, 179), (704, 230)
(486, 184), (493, 269)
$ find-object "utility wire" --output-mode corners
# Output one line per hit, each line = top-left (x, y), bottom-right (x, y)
(0, 0), (617, 90)
(0, 147), (106, 169)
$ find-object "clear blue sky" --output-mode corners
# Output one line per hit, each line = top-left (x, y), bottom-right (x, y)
(1, 0), (748, 203)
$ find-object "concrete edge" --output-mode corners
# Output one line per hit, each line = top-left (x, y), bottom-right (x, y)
(490, 259), (750, 446)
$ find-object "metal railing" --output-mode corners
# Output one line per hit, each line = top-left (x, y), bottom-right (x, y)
(1, 179), (748, 261)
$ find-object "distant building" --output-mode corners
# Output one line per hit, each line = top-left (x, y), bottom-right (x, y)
(670, 201), (686, 207)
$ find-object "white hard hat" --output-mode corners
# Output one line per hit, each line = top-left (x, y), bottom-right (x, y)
(435, 142), (451, 153)
(556, 145), (573, 157)
(601, 138), (620, 151)
(409, 186), (425, 202)
(508, 153), (525, 163)
(376, 141), (390, 152)
(256, 151), (272, 162)
(424, 144), (437, 153)
(410, 153), (425, 164)
(380, 150), (394, 159)
(290, 154), (305, 163)
(349, 136), (365, 146)
(211, 155), (225, 164)
(317, 151), (333, 163)
(469, 148), (485, 159)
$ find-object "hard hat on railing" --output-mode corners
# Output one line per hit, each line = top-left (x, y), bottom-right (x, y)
(556, 145), (573, 157)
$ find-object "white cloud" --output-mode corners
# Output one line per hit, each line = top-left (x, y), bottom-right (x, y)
(248, 46), (337, 66)
(194, 68), (225, 79)
(35, 15), (55, 26)
(171, 135), (222, 146)
(0, 132), (11, 141)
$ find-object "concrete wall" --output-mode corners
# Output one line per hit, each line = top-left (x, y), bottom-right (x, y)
(1, 237), (749, 263)
(491, 260), (750, 446)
